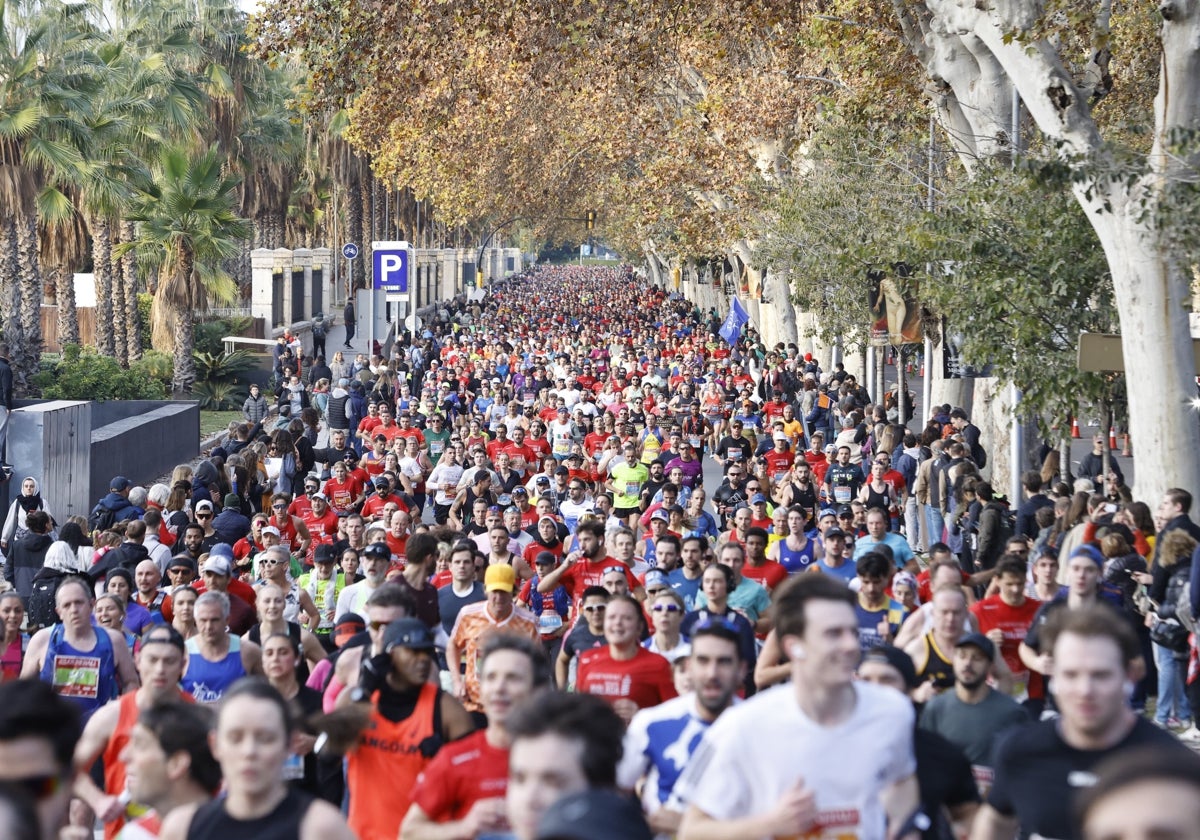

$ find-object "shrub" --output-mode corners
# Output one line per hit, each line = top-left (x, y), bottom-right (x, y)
(192, 379), (247, 410)
(193, 349), (255, 385)
(132, 350), (173, 392)
(32, 345), (167, 401)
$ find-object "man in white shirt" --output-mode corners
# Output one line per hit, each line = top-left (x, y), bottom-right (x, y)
(675, 574), (920, 840)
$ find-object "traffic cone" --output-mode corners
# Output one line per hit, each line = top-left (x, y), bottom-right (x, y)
(1122, 433), (1132, 458)
(1071, 417), (1080, 438)
(1109, 427), (1118, 450)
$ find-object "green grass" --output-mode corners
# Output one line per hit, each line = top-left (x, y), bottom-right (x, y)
(200, 410), (242, 439)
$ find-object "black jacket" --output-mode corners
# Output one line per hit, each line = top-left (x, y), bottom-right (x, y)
(5, 532), (53, 601)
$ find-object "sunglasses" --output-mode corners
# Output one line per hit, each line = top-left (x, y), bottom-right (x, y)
(272, 504), (287, 509)
(694, 615), (740, 633)
(368, 620), (391, 632)
(652, 604), (680, 613)
(583, 604), (607, 613)
(196, 514), (211, 520)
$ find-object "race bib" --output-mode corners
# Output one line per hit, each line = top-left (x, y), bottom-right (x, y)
(625, 481), (640, 497)
(429, 441), (444, 455)
(689, 437), (702, 448)
(834, 486), (851, 503)
(283, 753), (305, 780)
(538, 611), (563, 633)
(52, 654), (101, 699)
(553, 439), (570, 455)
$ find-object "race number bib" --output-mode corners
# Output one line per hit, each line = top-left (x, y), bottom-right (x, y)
(834, 486), (851, 503)
(52, 655), (101, 699)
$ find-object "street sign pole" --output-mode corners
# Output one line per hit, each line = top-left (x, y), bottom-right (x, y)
(342, 243), (359, 307)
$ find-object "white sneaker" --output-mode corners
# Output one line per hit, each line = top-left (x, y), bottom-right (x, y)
(1178, 726), (1200, 743)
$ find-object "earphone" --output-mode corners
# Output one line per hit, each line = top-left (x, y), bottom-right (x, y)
(790, 644), (806, 660)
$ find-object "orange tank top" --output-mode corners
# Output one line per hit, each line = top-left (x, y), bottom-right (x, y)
(347, 682), (439, 840)
(101, 689), (192, 840)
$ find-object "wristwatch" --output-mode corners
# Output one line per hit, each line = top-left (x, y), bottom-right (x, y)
(348, 686), (370, 704)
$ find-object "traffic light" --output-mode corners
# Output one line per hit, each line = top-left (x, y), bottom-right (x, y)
(585, 210), (596, 230)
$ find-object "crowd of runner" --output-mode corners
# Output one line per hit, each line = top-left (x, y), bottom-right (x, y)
(0, 263), (1195, 839)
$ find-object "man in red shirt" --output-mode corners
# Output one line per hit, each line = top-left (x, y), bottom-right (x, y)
(762, 433), (794, 485)
(302, 492), (341, 549)
(503, 427), (538, 478)
(970, 556), (1042, 700)
(355, 401), (382, 448)
(741, 526), (787, 592)
(577, 594), (677, 723)
(400, 634), (548, 837)
(536, 521), (643, 605)
(485, 425), (510, 464)
(395, 411), (425, 447)
(373, 405), (403, 446)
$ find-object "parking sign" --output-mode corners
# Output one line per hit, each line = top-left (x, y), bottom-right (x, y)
(372, 241), (411, 297)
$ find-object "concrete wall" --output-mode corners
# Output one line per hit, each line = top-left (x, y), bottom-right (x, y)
(5, 399), (200, 529)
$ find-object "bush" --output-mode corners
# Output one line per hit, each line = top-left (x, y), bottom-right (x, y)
(193, 349), (255, 385)
(192, 379), (247, 410)
(194, 316), (254, 357)
(137, 294), (153, 347)
(132, 350), (173, 392)
(32, 345), (167, 401)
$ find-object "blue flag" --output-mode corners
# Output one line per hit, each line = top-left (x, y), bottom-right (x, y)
(719, 296), (750, 345)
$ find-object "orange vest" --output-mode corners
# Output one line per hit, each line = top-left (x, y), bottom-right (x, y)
(347, 682), (439, 840)
(102, 689), (192, 840)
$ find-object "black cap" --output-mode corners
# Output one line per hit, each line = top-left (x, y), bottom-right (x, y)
(536, 789), (652, 840)
(955, 632), (996, 661)
(361, 542), (390, 560)
(313, 544), (337, 564)
(824, 527), (847, 539)
(837, 504), (854, 516)
(382, 618), (436, 652)
(861, 645), (919, 689)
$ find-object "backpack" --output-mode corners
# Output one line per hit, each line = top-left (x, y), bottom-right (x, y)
(87, 503), (116, 535)
(313, 319), (327, 339)
(27, 575), (61, 630)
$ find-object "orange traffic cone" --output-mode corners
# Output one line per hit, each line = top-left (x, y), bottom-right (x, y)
(1071, 417), (1080, 438)
(1122, 433), (1132, 458)
(1109, 427), (1118, 450)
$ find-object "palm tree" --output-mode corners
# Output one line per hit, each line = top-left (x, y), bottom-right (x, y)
(117, 144), (249, 395)
(0, 0), (98, 388)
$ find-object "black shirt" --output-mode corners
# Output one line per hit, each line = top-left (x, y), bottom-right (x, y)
(987, 717), (1187, 840)
(914, 726), (980, 840)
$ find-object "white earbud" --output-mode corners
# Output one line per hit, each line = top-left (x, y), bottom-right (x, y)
(790, 644), (805, 660)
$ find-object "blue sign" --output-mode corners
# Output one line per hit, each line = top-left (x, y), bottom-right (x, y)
(342, 243), (359, 260)
(373, 246), (410, 295)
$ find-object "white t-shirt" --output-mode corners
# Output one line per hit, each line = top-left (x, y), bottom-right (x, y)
(673, 681), (916, 839)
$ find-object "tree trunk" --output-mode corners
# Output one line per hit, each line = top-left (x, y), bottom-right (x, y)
(90, 215), (115, 356)
(1093, 219), (1200, 503)
(346, 174), (363, 291)
(14, 214), (43, 383)
(110, 223), (128, 367)
(359, 177), (372, 288)
(55, 260), (79, 347)
(0, 217), (30, 394)
(121, 221), (141, 362)
(171, 302), (195, 395)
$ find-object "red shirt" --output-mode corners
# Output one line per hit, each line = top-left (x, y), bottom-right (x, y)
(303, 508), (341, 544)
(584, 431), (609, 459)
(357, 416), (382, 439)
(396, 427), (425, 446)
(525, 435), (551, 462)
(971, 595), (1043, 684)
(917, 567), (971, 603)
(287, 496), (314, 520)
(386, 532), (408, 560)
(362, 493), (408, 520)
(742, 560), (788, 592)
(763, 450), (793, 482)
(485, 437), (509, 462)
(411, 730), (509, 822)
(577, 646), (678, 711)
(502, 443), (537, 475)
(557, 558), (639, 603)
(323, 476), (364, 514)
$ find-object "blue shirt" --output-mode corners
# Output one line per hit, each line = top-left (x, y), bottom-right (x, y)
(618, 693), (729, 811)
(852, 531), (915, 569)
(667, 569), (703, 611)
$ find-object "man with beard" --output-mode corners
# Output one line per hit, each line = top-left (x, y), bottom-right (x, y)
(617, 621), (744, 836)
(537, 520), (641, 605)
(918, 633), (1029, 795)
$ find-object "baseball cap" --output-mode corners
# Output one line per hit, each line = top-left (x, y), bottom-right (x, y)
(649, 509), (669, 522)
(750, 493), (768, 504)
(362, 542), (391, 560)
(819, 507), (837, 520)
(334, 613), (365, 645)
(956, 632), (996, 661)
(260, 525), (281, 538)
(533, 551), (558, 567)
(824, 527), (847, 539)
(381, 618), (436, 652)
(644, 568), (668, 588)
(166, 556), (197, 573)
(311, 491), (329, 502)
(110, 475), (132, 492)
(201, 556), (232, 577)
(536, 789), (652, 840)
(836, 504), (853, 517)
(208, 543), (234, 561)
(512, 487), (529, 496)
(222, 493), (241, 509)
(536, 476), (551, 485)
(195, 499), (214, 513)
(485, 564), (517, 594)
(313, 544), (337, 564)
(860, 645), (919, 689)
